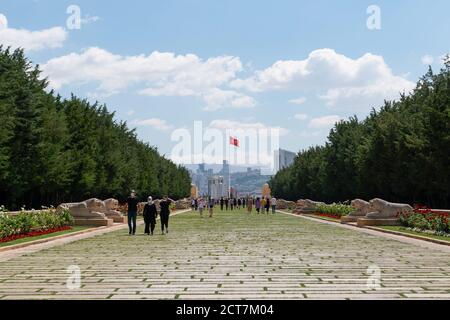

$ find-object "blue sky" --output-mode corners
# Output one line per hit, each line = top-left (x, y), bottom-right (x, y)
(1, 0), (449, 166)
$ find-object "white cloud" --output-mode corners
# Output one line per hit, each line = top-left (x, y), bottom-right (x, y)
(0, 14), (67, 51)
(133, 118), (173, 131)
(232, 49), (415, 110)
(209, 119), (289, 136)
(289, 97), (307, 105)
(421, 54), (434, 65)
(126, 110), (135, 116)
(294, 113), (308, 120)
(308, 115), (342, 129)
(42, 47), (253, 111)
(202, 89), (256, 111)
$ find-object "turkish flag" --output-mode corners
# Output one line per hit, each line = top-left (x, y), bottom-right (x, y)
(230, 137), (239, 147)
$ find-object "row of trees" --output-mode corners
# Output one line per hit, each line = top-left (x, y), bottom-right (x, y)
(0, 47), (191, 210)
(270, 59), (450, 208)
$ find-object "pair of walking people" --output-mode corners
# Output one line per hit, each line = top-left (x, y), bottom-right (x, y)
(127, 191), (172, 236)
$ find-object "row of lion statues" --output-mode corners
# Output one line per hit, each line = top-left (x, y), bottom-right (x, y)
(291, 198), (412, 221)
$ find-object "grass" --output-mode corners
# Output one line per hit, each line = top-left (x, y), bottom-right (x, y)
(0, 226), (94, 248)
(378, 226), (450, 243)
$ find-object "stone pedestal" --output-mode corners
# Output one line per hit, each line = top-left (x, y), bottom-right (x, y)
(357, 218), (400, 228)
(73, 218), (114, 227)
(341, 216), (358, 224)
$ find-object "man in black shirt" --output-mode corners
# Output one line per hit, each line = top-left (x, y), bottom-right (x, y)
(127, 190), (139, 235)
(159, 196), (172, 235)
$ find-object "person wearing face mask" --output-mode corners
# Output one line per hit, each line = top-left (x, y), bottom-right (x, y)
(143, 196), (157, 235)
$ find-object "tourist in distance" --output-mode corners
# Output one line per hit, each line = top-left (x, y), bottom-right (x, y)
(220, 197), (224, 211)
(191, 198), (196, 211)
(261, 197), (266, 214)
(225, 198), (229, 210)
(265, 197), (270, 214)
(255, 197), (261, 214)
(246, 196), (253, 214)
(242, 197), (246, 209)
(159, 196), (172, 235)
(237, 198), (242, 209)
(198, 197), (205, 217)
(126, 190), (139, 235)
(143, 196), (157, 235)
(233, 198), (237, 211)
(230, 198), (234, 211)
(208, 197), (215, 217)
(271, 196), (277, 214)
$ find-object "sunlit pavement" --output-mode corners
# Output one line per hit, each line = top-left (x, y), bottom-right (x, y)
(0, 209), (449, 300)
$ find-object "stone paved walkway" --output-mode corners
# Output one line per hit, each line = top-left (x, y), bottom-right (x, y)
(0, 209), (449, 300)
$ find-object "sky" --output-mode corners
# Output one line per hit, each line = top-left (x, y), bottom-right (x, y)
(1, 0), (449, 169)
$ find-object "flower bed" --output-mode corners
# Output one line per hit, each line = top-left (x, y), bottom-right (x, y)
(0, 208), (74, 242)
(315, 203), (353, 218)
(398, 205), (450, 236)
(0, 226), (72, 244)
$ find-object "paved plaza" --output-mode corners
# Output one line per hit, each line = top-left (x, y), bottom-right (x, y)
(0, 209), (449, 300)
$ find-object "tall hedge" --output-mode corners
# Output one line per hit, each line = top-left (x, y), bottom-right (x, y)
(270, 59), (450, 208)
(0, 47), (191, 209)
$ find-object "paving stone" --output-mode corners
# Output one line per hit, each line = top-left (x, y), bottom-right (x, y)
(0, 209), (449, 299)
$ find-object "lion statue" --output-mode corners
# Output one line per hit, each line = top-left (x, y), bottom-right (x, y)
(365, 198), (413, 219)
(348, 199), (371, 217)
(104, 198), (125, 222)
(57, 198), (106, 219)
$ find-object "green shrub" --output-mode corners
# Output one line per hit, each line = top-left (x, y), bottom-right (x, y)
(0, 209), (74, 240)
(407, 214), (431, 230)
(316, 203), (353, 217)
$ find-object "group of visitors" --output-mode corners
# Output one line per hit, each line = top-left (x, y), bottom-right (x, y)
(245, 196), (277, 214)
(190, 196), (278, 216)
(126, 190), (173, 236)
(126, 191), (278, 236)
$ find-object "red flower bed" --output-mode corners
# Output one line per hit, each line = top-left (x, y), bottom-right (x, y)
(315, 213), (340, 220)
(0, 226), (72, 244)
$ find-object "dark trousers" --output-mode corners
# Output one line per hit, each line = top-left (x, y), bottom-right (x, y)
(160, 213), (169, 232)
(128, 211), (137, 234)
(144, 220), (156, 234)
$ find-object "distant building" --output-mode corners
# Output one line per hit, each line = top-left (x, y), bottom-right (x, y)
(208, 175), (225, 200)
(219, 160), (230, 197)
(274, 149), (296, 173)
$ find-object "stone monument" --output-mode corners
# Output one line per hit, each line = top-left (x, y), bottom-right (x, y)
(357, 198), (413, 227)
(57, 198), (113, 227)
(341, 199), (371, 223)
(104, 198), (127, 223)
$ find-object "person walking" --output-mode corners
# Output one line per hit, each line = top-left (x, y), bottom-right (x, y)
(191, 198), (196, 211)
(194, 198), (198, 211)
(143, 196), (157, 235)
(233, 198), (237, 211)
(159, 196), (172, 235)
(242, 198), (246, 209)
(247, 197), (253, 214)
(126, 190), (139, 235)
(230, 198), (234, 211)
(271, 197), (277, 214)
(265, 197), (270, 214)
(261, 197), (266, 214)
(209, 197), (215, 218)
(225, 198), (229, 211)
(237, 198), (242, 209)
(198, 197), (205, 217)
(255, 197), (261, 214)
(220, 197), (224, 211)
